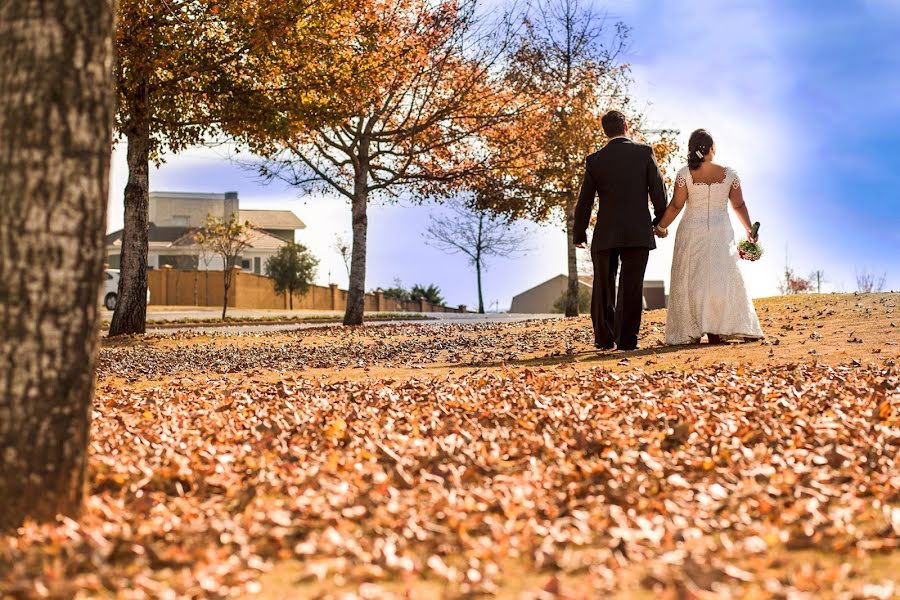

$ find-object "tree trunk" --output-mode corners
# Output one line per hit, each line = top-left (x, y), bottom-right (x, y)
(222, 264), (231, 319)
(289, 286), (294, 310)
(564, 197), (580, 317)
(475, 213), (485, 314)
(0, 0), (116, 529)
(108, 109), (150, 336)
(344, 152), (369, 326)
(476, 258), (485, 314)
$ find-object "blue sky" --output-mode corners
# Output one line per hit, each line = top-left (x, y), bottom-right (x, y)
(107, 0), (900, 309)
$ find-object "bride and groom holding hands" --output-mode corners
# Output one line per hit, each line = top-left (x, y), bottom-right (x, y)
(573, 110), (764, 351)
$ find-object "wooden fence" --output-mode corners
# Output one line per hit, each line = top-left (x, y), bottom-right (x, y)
(147, 267), (468, 313)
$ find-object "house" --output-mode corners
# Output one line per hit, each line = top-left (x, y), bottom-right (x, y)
(105, 191), (306, 275)
(509, 274), (666, 313)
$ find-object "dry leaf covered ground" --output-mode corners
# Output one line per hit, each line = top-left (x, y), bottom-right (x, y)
(2, 293), (899, 599)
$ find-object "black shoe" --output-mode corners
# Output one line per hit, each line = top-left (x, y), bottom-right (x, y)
(617, 344), (639, 352)
(595, 343), (615, 350)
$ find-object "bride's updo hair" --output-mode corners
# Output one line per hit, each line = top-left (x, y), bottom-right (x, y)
(687, 129), (714, 170)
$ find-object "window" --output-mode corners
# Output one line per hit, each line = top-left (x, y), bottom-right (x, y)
(172, 215), (190, 227)
(254, 257), (261, 274)
(241, 258), (251, 270)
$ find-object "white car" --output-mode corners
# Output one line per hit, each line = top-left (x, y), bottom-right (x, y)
(103, 269), (150, 310)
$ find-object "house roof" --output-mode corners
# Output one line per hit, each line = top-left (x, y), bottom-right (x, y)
(169, 226), (288, 250)
(239, 209), (305, 230)
(510, 274), (589, 300)
(242, 228), (291, 250)
(105, 224), (191, 245)
(150, 191), (230, 201)
(512, 274), (664, 300)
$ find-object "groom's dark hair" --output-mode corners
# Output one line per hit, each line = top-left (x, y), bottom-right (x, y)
(601, 110), (627, 137)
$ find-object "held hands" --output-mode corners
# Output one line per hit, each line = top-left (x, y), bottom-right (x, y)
(577, 225), (669, 245)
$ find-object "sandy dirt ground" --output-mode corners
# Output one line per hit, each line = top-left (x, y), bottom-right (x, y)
(98, 293), (899, 388)
(5, 294), (894, 600)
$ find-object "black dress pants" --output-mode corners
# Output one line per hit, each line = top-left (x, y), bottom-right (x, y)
(590, 246), (649, 349)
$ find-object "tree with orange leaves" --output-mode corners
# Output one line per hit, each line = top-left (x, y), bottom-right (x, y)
(245, 0), (523, 326)
(110, 0), (352, 336)
(477, 0), (678, 317)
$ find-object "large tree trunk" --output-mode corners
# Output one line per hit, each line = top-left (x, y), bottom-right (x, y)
(344, 153), (369, 326)
(564, 197), (580, 317)
(108, 111), (150, 336)
(0, 0), (116, 529)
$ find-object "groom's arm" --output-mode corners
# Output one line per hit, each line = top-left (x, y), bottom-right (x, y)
(646, 147), (667, 225)
(573, 159), (596, 246)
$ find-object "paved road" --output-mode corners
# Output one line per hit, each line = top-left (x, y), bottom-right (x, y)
(101, 308), (558, 335)
(102, 307), (343, 322)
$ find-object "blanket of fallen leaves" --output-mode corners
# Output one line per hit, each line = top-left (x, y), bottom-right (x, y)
(2, 293), (899, 599)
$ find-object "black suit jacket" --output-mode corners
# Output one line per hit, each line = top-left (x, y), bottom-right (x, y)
(573, 138), (667, 251)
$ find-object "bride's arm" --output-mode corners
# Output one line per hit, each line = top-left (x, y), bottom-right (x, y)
(728, 177), (754, 239)
(656, 178), (687, 231)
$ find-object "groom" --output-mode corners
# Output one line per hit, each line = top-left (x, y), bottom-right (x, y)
(573, 110), (667, 351)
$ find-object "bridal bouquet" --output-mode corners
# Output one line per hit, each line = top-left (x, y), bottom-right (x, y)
(738, 222), (763, 261)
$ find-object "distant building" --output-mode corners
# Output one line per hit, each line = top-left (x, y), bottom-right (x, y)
(105, 191), (306, 275)
(510, 274), (666, 313)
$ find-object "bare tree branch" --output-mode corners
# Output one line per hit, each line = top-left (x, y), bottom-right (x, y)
(855, 268), (887, 293)
(424, 200), (529, 312)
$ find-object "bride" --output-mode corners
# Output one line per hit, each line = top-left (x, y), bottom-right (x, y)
(654, 129), (764, 345)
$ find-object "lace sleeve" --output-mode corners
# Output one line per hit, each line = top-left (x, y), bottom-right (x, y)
(675, 167), (688, 188)
(730, 168), (741, 190)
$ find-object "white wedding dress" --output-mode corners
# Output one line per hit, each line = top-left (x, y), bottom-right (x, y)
(665, 165), (764, 345)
